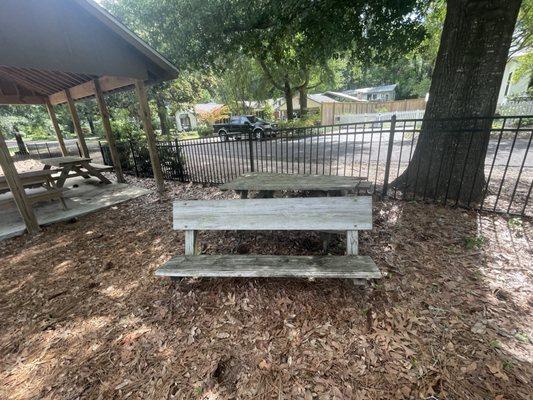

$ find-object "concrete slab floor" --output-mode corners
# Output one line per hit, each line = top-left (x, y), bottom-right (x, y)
(0, 177), (151, 240)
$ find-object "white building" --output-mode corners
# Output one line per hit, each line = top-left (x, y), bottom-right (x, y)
(497, 50), (531, 104)
(343, 84), (397, 101)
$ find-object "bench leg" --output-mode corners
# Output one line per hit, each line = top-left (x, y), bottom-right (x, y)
(184, 230), (198, 255)
(346, 230), (363, 286)
(346, 230), (358, 255)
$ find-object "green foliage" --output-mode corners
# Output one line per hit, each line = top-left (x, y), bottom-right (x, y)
(109, 109), (143, 141)
(464, 235), (486, 250)
(278, 114), (321, 129)
(262, 102), (275, 121)
(507, 217), (523, 229)
(196, 125), (213, 137)
(103, 0), (428, 109)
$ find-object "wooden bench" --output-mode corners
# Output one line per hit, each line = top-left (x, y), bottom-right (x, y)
(156, 196), (381, 282)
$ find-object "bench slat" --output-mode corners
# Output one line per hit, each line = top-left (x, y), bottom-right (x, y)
(156, 254), (381, 279)
(88, 163), (114, 171)
(173, 197), (372, 231)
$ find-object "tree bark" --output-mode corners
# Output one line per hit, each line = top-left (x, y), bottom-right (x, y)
(87, 115), (95, 135)
(299, 85), (308, 118)
(392, 0), (521, 205)
(284, 77), (294, 120)
(155, 94), (170, 137)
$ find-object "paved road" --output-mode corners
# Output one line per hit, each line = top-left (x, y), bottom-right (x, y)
(11, 130), (532, 169)
(183, 131), (533, 169)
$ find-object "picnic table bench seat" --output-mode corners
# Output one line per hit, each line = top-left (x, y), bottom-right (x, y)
(156, 197), (381, 282)
(0, 169), (67, 209)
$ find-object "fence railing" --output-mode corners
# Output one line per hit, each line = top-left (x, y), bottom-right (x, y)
(99, 115), (532, 217)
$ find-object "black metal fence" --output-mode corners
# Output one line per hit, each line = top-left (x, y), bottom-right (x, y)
(99, 115), (532, 217)
(19, 140), (104, 163)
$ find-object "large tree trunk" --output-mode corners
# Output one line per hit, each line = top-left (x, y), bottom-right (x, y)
(299, 85), (308, 118)
(392, 0), (521, 205)
(155, 94), (170, 137)
(284, 77), (294, 120)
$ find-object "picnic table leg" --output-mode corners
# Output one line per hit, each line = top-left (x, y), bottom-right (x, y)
(72, 165), (92, 179)
(55, 165), (72, 188)
(82, 162), (112, 184)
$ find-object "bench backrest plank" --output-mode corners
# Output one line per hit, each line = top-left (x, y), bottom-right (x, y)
(173, 197), (372, 231)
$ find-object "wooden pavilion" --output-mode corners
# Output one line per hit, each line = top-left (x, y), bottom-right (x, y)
(0, 0), (179, 235)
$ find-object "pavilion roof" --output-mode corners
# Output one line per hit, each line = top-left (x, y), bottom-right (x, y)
(0, 0), (178, 106)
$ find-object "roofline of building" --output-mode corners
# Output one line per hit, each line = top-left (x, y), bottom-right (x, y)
(74, 0), (179, 80)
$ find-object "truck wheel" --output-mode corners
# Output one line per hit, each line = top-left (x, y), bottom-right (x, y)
(254, 129), (264, 140)
(219, 130), (229, 142)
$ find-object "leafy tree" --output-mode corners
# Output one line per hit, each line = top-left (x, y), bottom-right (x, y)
(103, 0), (426, 119)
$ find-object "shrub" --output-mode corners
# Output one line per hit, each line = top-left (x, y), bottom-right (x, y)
(197, 125), (213, 137)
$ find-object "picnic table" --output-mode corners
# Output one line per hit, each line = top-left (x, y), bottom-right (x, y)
(39, 156), (112, 188)
(219, 172), (371, 198)
(0, 169), (66, 209)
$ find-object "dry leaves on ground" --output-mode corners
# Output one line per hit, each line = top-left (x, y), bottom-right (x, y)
(0, 176), (532, 400)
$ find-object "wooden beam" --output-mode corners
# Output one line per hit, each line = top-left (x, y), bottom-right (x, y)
(134, 79), (165, 193)
(0, 95), (46, 105)
(93, 79), (125, 183)
(44, 99), (68, 156)
(49, 76), (136, 105)
(0, 133), (39, 234)
(65, 89), (90, 158)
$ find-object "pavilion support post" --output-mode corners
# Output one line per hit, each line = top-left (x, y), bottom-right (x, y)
(65, 89), (90, 158)
(134, 79), (165, 193)
(45, 98), (68, 156)
(93, 79), (125, 183)
(0, 133), (39, 234)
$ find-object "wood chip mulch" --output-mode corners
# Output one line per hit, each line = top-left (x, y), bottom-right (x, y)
(0, 177), (531, 400)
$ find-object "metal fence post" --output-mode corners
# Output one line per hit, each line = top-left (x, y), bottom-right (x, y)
(175, 138), (186, 182)
(248, 131), (255, 172)
(381, 114), (397, 198)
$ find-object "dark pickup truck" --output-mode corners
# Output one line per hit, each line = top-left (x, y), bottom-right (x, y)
(213, 115), (277, 141)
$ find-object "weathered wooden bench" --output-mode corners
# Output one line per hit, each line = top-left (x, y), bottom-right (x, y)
(156, 196), (381, 282)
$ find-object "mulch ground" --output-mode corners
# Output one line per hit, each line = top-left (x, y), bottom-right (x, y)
(0, 175), (531, 400)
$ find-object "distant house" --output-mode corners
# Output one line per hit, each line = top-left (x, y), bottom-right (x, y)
(279, 93), (338, 119)
(343, 84), (397, 101)
(323, 91), (367, 102)
(497, 50), (532, 104)
(175, 110), (197, 132)
(175, 102), (226, 132)
(194, 102), (226, 114)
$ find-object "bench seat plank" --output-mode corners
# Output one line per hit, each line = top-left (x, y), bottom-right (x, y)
(156, 254), (381, 279)
(88, 163), (114, 171)
(173, 197), (372, 231)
